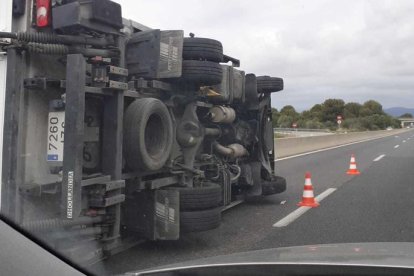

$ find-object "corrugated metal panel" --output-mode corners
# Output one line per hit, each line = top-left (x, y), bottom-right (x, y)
(0, 0), (13, 208)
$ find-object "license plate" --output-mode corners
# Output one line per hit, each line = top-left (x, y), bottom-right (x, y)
(47, 111), (65, 162)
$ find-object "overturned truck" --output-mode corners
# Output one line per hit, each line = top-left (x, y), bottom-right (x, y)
(0, 0), (286, 264)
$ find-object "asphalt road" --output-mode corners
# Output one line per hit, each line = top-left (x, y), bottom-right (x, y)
(94, 129), (414, 275)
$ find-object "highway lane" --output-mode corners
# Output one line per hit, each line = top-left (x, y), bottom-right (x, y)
(95, 129), (414, 275)
(254, 129), (414, 249)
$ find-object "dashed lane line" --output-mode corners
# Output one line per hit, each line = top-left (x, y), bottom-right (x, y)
(273, 188), (337, 228)
(373, 154), (386, 162)
(394, 145), (400, 149)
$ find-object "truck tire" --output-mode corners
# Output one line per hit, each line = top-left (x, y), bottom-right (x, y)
(169, 182), (222, 211)
(183, 37), (223, 62)
(180, 207), (221, 233)
(180, 60), (223, 86)
(124, 98), (173, 171)
(262, 175), (287, 195)
(256, 76), (284, 93)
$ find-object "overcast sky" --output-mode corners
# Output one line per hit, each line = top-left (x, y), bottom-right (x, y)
(116, 0), (414, 111)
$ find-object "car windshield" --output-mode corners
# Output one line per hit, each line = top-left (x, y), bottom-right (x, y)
(0, 0), (413, 275)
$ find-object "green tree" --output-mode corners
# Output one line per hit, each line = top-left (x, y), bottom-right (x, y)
(277, 114), (295, 128)
(321, 99), (345, 123)
(278, 105), (299, 127)
(343, 102), (362, 119)
(297, 118), (306, 128)
(283, 99), (398, 131)
(271, 108), (280, 127)
(300, 110), (312, 121)
(359, 114), (395, 130)
(360, 116), (375, 130)
(359, 107), (372, 117)
(280, 105), (299, 120)
(299, 110), (314, 127)
(324, 121), (338, 131)
(362, 100), (384, 116)
(304, 119), (325, 129)
(309, 104), (323, 121)
(390, 118), (402, 128)
(370, 114), (387, 129)
(399, 113), (413, 118)
(342, 118), (363, 131)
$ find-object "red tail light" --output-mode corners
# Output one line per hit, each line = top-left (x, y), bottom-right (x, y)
(36, 0), (51, 27)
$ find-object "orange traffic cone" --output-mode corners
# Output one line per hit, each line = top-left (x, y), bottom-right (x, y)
(346, 154), (361, 175)
(297, 172), (319, 207)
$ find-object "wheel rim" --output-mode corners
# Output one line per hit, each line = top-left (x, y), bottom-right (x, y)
(144, 113), (165, 159)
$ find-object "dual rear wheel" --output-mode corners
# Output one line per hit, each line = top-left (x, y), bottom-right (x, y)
(168, 182), (222, 233)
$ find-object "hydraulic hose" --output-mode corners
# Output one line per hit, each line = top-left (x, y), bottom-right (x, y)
(213, 142), (248, 158)
(213, 141), (233, 156)
(205, 127), (221, 137)
(229, 164), (241, 182)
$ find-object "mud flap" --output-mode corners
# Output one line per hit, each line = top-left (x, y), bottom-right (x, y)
(124, 189), (179, 240)
(246, 162), (263, 196)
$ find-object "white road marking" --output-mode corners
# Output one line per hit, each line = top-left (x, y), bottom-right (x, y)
(280, 200), (287, 205)
(373, 154), (386, 162)
(273, 188), (337, 228)
(275, 135), (394, 162)
(272, 207), (309, 228)
(403, 140), (406, 143)
(394, 145), (400, 149)
(315, 188), (337, 201)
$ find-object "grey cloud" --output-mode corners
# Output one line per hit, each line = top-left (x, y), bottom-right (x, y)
(116, 0), (414, 110)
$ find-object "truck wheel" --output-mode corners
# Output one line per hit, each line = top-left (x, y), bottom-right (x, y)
(180, 60), (223, 86)
(262, 175), (287, 196)
(169, 182), (222, 211)
(183, 37), (223, 62)
(180, 207), (221, 233)
(256, 76), (284, 93)
(124, 98), (173, 171)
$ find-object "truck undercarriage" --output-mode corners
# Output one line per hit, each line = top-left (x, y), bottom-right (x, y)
(0, 0), (286, 265)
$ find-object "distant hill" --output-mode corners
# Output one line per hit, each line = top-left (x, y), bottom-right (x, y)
(384, 107), (414, 117)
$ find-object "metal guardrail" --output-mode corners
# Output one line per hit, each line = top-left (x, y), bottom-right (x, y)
(274, 128), (331, 133)
(275, 129), (408, 158)
(274, 128), (333, 138)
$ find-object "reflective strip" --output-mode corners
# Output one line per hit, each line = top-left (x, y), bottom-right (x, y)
(305, 178), (312, 186)
(349, 164), (357, 169)
(303, 190), (314, 198)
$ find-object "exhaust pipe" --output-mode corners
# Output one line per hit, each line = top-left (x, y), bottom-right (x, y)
(213, 142), (248, 158)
